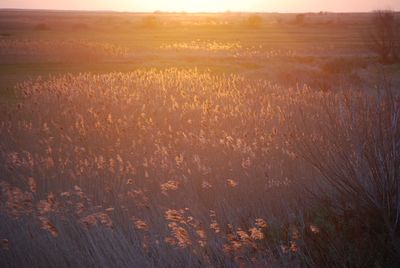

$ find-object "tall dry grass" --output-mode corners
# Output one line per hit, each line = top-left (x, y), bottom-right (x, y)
(287, 83), (400, 266)
(0, 69), (398, 267)
(0, 40), (128, 63)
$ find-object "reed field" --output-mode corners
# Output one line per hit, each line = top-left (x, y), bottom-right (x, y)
(0, 10), (399, 267)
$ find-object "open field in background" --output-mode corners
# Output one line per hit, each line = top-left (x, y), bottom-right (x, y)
(0, 10), (400, 267)
(0, 10), (399, 104)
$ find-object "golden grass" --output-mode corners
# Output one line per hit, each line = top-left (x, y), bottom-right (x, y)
(0, 68), (398, 266)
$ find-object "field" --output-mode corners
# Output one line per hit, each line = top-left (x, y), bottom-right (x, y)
(0, 10), (399, 267)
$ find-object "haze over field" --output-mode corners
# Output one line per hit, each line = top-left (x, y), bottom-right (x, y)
(0, 0), (399, 267)
(1, 0), (400, 12)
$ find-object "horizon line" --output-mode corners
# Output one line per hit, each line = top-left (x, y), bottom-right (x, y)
(0, 7), (396, 14)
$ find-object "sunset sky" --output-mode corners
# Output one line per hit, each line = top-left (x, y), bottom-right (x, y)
(1, 0), (399, 12)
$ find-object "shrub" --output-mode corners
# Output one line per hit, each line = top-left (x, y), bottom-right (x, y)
(367, 10), (400, 63)
(141, 15), (160, 28)
(244, 15), (263, 28)
(288, 84), (400, 266)
(321, 58), (367, 75)
(72, 23), (89, 30)
(34, 23), (50, 31)
(295, 14), (306, 25)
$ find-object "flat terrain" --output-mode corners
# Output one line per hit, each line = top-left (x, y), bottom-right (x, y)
(0, 10), (399, 267)
(1, 10), (399, 104)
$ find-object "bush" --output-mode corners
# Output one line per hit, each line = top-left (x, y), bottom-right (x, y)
(367, 10), (400, 63)
(321, 58), (367, 75)
(244, 15), (263, 28)
(141, 15), (160, 28)
(295, 14), (306, 25)
(34, 23), (50, 31)
(72, 23), (89, 30)
(288, 84), (400, 266)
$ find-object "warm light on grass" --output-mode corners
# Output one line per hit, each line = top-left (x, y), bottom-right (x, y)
(0, 6), (399, 268)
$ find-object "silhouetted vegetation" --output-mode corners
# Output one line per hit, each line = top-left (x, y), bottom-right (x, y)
(141, 15), (160, 28)
(34, 23), (50, 31)
(72, 23), (89, 30)
(244, 15), (263, 28)
(368, 10), (400, 63)
(289, 83), (400, 266)
(295, 14), (306, 25)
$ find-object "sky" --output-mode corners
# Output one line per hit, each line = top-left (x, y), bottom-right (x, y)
(1, 0), (399, 12)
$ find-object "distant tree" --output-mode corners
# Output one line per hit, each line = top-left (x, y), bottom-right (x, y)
(368, 10), (400, 63)
(141, 15), (160, 28)
(295, 14), (306, 25)
(245, 15), (263, 28)
(72, 23), (89, 30)
(34, 23), (50, 31)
